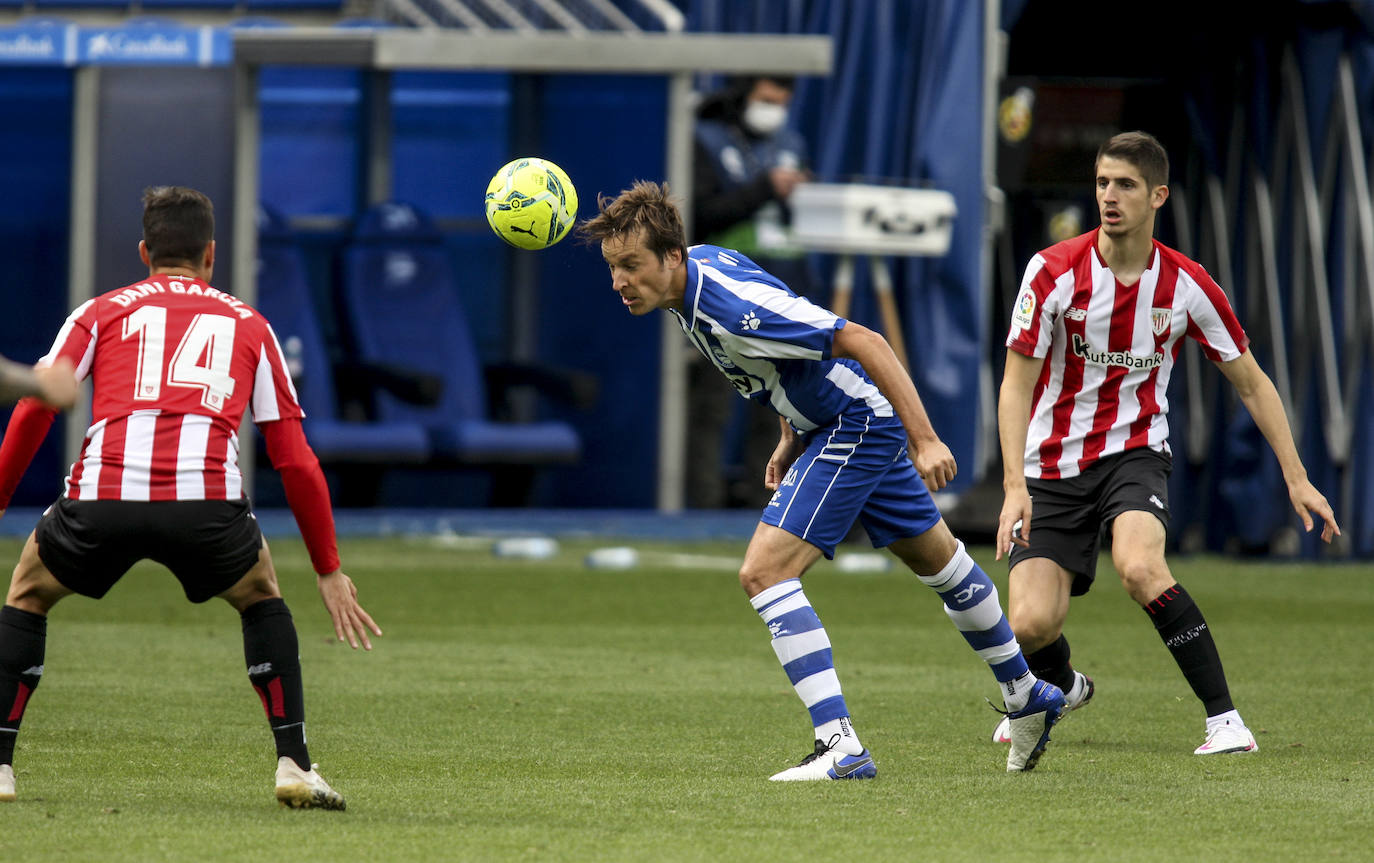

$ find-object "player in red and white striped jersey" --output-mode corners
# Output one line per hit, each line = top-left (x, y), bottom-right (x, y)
(993, 132), (1339, 756)
(0, 187), (379, 808)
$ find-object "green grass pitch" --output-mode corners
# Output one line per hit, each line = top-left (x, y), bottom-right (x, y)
(0, 535), (1369, 862)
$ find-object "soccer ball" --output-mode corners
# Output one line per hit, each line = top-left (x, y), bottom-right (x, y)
(484, 157), (578, 250)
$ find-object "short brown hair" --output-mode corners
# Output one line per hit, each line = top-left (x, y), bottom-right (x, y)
(141, 186), (214, 267)
(1096, 131), (1169, 190)
(577, 180), (687, 263)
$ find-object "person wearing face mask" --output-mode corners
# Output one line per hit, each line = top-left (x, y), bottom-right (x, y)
(690, 76), (816, 509)
(693, 76), (810, 266)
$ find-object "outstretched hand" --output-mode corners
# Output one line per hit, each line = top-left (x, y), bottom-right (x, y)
(1288, 478), (1341, 543)
(316, 570), (382, 650)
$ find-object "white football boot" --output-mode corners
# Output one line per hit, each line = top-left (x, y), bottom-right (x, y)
(1193, 721), (1258, 755)
(0, 764), (14, 803)
(769, 736), (877, 781)
(1005, 680), (1065, 772)
(993, 671), (1093, 744)
(274, 757), (346, 810)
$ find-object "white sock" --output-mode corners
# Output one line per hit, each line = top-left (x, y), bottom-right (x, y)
(1001, 671), (1036, 712)
(1206, 709), (1243, 732)
(815, 716), (864, 756)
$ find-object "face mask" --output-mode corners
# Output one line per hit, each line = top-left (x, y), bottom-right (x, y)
(742, 100), (788, 136)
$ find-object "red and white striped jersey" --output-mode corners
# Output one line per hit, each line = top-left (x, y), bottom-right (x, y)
(41, 274), (304, 501)
(1005, 229), (1248, 479)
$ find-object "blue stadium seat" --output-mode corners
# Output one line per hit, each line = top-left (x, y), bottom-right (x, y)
(255, 204), (431, 466)
(339, 201), (582, 469)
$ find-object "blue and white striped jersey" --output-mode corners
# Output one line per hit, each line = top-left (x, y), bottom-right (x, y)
(672, 245), (893, 434)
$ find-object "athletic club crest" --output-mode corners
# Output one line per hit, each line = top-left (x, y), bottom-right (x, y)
(1150, 308), (1171, 336)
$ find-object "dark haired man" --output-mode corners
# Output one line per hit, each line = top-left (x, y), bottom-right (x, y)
(994, 131), (1338, 755)
(580, 180), (1065, 778)
(0, 186), (381, 807)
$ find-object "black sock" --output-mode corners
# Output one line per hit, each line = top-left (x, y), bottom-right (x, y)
(1025, 634), (1077, 693)
(1144, 584), (1233, 716)
(0, 605), (47, 766)
(241, 598), (310, 770)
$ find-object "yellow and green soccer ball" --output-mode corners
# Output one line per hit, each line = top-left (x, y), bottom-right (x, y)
(484, 157), (578, 250)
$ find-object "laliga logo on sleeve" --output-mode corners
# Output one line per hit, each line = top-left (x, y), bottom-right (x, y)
(1010, 288), (1037, 330)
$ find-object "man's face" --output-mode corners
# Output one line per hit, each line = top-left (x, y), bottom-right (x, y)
(601, 230), (681, 316)
(741, 79), (793, 137)
(1095, 155), (1166, 238)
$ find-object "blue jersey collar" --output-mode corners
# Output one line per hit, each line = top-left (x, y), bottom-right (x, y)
(681, 253), (703, 326)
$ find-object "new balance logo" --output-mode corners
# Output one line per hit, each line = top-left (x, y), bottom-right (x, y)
(247, 662), (274, 675)
(954, 583), (986, 605)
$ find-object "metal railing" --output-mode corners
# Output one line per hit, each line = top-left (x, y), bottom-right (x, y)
(380, 0), (684, 31)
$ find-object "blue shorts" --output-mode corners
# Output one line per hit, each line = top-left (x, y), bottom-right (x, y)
(760, 413), (943, 558)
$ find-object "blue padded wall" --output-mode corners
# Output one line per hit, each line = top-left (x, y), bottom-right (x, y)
(0, 69), (72, 507)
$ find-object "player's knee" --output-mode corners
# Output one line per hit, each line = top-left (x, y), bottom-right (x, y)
(1005, 588), (1061, 649)
(737, 563), (765, 596)
(1008, 610), (1058, 652)
(218, 557), (281, 611)
(1114, 557), (1169, 600)
(738, 561), (789, 597)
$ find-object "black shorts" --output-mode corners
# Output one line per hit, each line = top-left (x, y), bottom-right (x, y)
(34, 498), (264, 604)
(1008, 447), (1172, 596)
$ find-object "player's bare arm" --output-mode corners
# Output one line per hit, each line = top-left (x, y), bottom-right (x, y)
(0, 357), (40, 403)
(765, 415), (805, 490)
(33, 359), (78, 410)
(832, 321), (956, 491)
(1215, 350), (1340, 542)
(996, 350), (1044, 559)
(0, 357), (77, 409)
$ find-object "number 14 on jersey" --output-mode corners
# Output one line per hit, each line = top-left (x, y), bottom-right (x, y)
(121, 307), (238, 412)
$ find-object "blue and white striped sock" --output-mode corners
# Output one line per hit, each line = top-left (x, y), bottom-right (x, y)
(917, 541), (1036, 711)
(750, 578), (864, 756)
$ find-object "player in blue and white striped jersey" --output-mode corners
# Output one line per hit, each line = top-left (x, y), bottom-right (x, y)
(579, 181), (1064, 777)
